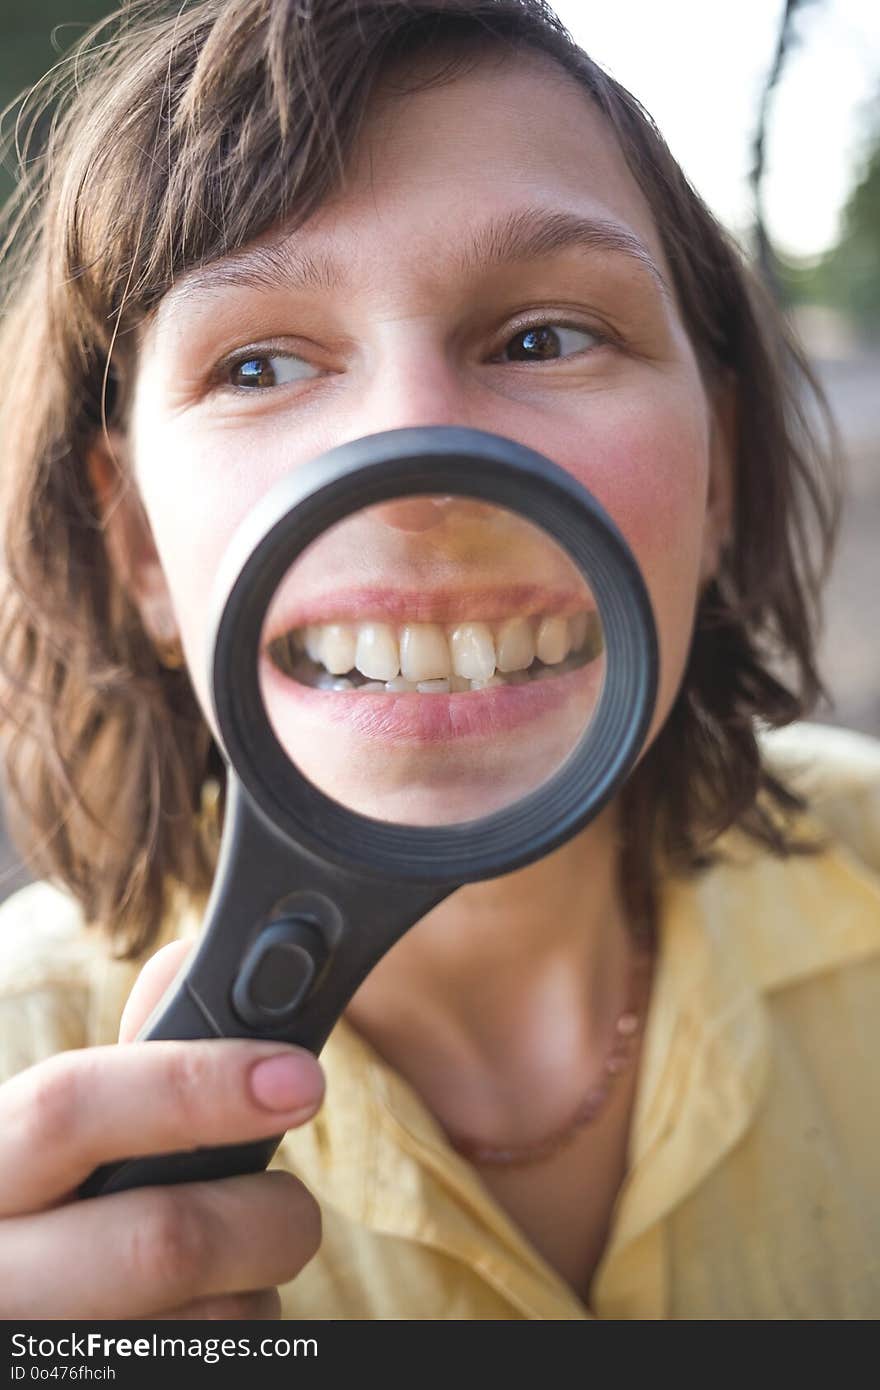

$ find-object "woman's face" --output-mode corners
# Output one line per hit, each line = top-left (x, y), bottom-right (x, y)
(121, 51), (731, 825)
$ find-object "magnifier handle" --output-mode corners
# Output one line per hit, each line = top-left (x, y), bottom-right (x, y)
(77, 978), (289, 1200)
(78, 781), (447, 1201)
(78, 1140), (281, 1201)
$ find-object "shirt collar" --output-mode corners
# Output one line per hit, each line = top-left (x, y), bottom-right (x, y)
(594, 820), (880, 1314)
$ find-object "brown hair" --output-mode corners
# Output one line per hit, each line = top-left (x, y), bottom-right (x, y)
(0, 0), (840, 957)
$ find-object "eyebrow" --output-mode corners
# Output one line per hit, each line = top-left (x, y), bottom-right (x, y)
(458, 208), (670, 297)
(165, 206), (671, 308)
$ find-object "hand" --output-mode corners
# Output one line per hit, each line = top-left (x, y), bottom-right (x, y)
(0, 940), (325, 1318)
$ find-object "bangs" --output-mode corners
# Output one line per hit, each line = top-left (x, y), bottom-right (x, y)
(17, 1), (567, 353)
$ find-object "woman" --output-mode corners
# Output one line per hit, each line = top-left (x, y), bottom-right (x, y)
(0, 0), (877, 1318)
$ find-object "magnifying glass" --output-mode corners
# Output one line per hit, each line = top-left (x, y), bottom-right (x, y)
(80, 426), (658, 1199)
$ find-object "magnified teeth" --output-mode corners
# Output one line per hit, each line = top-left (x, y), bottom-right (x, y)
(495, 616), (535, 672)
(449, 622), (495, 681)
(281, 634), (301, 671)
(569, 612), (589, 651)
(400, 624), (451, 682)
(320, 623), (357, 675)
(535, 615), (571, 665)
(316, 673), (354, 691)
(273, 609), (602, 691)
(304, 626), (324, 663)
(584, 612), (604, 660)
(355, 622), (399, 681)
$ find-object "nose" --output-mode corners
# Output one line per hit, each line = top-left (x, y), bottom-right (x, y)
(372, 495), (496, 532)
(352, 334), (503, 532)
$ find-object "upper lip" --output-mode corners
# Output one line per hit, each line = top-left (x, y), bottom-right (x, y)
(261, 584), (593, 644)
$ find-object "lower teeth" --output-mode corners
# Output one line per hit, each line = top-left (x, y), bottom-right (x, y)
(299, 652), (593, 692)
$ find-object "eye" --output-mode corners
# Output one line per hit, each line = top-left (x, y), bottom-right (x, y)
(499, 324), (602, 363)
(227, 353), (320, 389)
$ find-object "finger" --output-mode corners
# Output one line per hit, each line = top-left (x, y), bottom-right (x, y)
(0, 1039), (325, 1215)
(119, 941), (194, 1044)
(152, 1287), (282, 1320)
(0, 1171), (319, 1320)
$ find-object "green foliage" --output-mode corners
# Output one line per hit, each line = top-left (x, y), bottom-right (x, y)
(780, 102), (880, 336)
(0, 2), (114, 213)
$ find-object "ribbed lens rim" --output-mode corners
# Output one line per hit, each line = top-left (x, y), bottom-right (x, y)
(210, 427), (658, 884)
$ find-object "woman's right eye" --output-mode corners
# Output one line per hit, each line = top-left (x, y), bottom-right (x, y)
(226, 353), (320, 389)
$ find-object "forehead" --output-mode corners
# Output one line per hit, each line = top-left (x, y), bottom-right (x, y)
(351, 49), (651, 225)
(154, 49), (672, 322)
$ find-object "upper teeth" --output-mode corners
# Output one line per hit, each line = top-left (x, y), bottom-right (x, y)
(290, 612), (598, 684)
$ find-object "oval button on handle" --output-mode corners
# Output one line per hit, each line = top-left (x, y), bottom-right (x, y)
(231, 916), (326, 1028)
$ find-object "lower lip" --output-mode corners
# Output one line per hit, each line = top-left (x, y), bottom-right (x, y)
(260, 656), (603, 745)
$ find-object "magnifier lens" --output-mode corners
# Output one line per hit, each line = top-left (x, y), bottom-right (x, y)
(259, 494), (606, 826)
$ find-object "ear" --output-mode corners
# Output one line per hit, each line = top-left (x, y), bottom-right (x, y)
(87, 429), (181, 650)
(699, 374), (737, 588)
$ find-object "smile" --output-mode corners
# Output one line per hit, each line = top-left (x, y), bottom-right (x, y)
(267, 610), (603, 694)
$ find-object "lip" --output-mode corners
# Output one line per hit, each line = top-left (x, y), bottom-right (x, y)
(261, 584), (593, 642)
(260, 650), (604, 745)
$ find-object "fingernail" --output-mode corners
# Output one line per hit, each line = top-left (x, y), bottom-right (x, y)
(249, 1052), (324, 1114)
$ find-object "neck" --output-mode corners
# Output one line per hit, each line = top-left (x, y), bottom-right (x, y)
(344, 800), (638, 1140)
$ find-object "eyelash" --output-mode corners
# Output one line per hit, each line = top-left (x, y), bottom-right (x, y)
(217, 317), (611, 393)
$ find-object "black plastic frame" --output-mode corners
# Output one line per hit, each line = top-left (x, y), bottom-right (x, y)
(210, 426), (658, 885)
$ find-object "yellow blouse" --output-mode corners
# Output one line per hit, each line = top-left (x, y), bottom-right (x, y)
(1, 721), (879, 1319)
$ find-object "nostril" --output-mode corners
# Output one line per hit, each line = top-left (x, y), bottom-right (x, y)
(371, 498), (450, 532)
(372, 496), (498, 532)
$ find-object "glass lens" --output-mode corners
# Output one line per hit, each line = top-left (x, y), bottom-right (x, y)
(258, 495), (605, 825)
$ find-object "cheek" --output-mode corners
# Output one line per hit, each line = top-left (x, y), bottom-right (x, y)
(132, 431), (258, 721)
(534, 385), (711, 735)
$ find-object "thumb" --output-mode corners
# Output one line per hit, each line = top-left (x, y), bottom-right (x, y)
(118, 939), (194, 1043)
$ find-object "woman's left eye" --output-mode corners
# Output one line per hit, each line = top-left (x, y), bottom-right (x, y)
(226, 354), (319, 389)
(218, 323), (602, 392)
(498, 324), (603, 363)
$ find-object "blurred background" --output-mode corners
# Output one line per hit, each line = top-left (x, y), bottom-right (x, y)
(0, 0), (877, 898)
(552, 0), (880, 736)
